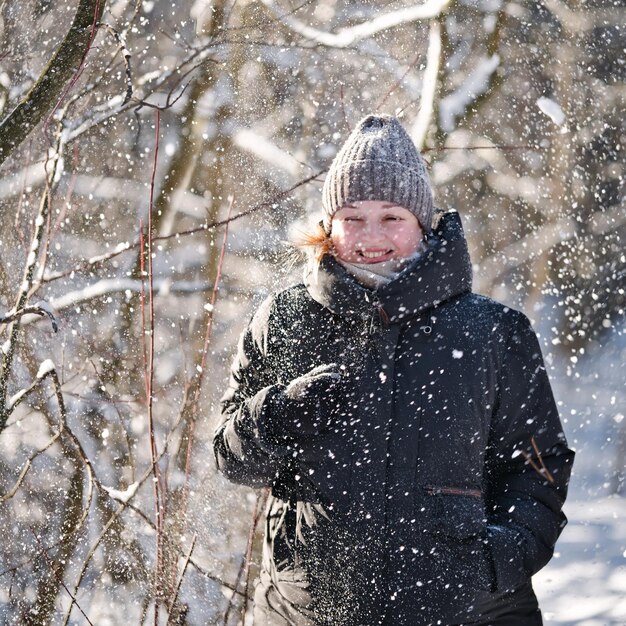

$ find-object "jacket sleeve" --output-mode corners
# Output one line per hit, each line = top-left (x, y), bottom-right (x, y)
(213, 297), (292, 488)
(483, 311), (575, 593)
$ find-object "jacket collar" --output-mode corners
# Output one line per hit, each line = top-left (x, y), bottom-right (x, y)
(304, 211), (472, 323)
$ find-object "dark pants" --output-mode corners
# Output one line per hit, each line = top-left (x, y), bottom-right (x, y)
(458, 581), (543, 626)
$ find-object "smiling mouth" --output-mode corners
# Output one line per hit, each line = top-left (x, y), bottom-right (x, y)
(358, 249), (393, 260)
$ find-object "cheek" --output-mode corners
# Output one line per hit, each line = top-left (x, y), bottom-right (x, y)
(331, 227), (360, 260)
(390, 226), (421, 252)
(332, 225), (354, 247)
(330, 230), (348, 254)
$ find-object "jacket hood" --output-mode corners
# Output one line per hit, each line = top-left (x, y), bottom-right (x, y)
(304, 210), (472, 323)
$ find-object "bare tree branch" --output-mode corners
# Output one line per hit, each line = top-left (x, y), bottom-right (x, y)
(0, 0), (107, 168)
(166, 534), (197, 620)
(0, 304), (58, 332)
(30, 529), (95, 626)
(0, 143), (63, 432)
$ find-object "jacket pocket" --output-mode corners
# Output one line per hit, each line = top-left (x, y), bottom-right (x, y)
(415, 487), (493, 597)
(421, 485), (486, 539)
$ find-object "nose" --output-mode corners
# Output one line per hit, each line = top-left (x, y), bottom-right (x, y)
(361, 218), (384, 243)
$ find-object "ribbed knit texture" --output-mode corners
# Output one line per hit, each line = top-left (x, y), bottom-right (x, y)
(322, 114), (434, 233)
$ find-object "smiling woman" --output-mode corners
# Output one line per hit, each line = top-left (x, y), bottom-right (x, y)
(213, 114), (574, 626)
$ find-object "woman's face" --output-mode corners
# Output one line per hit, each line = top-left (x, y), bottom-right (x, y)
(330, 200), (424, 264)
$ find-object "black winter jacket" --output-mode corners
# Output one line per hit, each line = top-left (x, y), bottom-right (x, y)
(213, 211), (574, 626)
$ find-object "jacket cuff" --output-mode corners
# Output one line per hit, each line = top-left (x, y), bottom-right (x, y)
(484, 524), (528, 592)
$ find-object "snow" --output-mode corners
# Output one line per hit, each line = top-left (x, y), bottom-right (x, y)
(7, 388), (28, 410)
(36, 359), (55, 379)
(537, 96), (566, 126)
(102, 481), (140, 504)
(536, 497), (626, 625)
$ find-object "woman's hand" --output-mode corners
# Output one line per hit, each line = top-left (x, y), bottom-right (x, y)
(284, 363), (342, 401)
(273, 363), (345, 436)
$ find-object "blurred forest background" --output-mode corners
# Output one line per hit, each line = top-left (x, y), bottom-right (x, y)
(0, 0), (624, 624)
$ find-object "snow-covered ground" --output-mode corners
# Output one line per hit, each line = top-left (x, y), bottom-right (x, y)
(532, 317), (626, 625)
(536, 497), (626, 626)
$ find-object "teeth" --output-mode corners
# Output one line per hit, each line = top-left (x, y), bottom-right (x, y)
(360, 250), (389, 258)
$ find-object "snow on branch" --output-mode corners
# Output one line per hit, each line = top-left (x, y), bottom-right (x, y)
(46, 278), (217, 315)
(0, 147), (62, 433)
(439, 54), (500, 132)
(260, 0), (452, 48)
(410, 20), (441, 150)
(7, 359), (58, 412)
(537, 96), (566, 127)
(102, 481), (139, 504)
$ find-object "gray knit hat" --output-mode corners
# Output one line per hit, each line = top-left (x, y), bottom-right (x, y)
(322, 114), (433, 233)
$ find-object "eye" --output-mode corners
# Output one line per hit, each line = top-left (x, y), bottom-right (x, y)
(383, 215), (402, 221)
(343, 216), (363, 222)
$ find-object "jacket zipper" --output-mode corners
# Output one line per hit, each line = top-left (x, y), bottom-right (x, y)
(425, 486), (482, 498)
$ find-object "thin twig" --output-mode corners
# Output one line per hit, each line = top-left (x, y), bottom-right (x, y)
(192, 196), (233, 414)
(242, 488), (269, 622)
(0, 304), (58, 332)
(376, 50), (423, 111)
(45, 365), (96, 539)
(0, 430), (63, 502)
(133, 79), (191, 112)
(530, 435), (555, 483)
(42, 169), (325, 285)
(166, 534), (197, 621)
(97, 23), (133, 104)
(30, 530), (95, 626)
(423, 144), (543, 152)
(340, 84), (350, 134)
(223, 488), (267, 625)
(143, 109), (164, 624)
(13, 140), (34, 252)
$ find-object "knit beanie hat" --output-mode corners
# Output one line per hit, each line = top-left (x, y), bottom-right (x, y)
(322, 114), (434, 233)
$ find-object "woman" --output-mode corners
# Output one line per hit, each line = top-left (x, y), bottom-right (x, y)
(213, 115), (574, 625)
